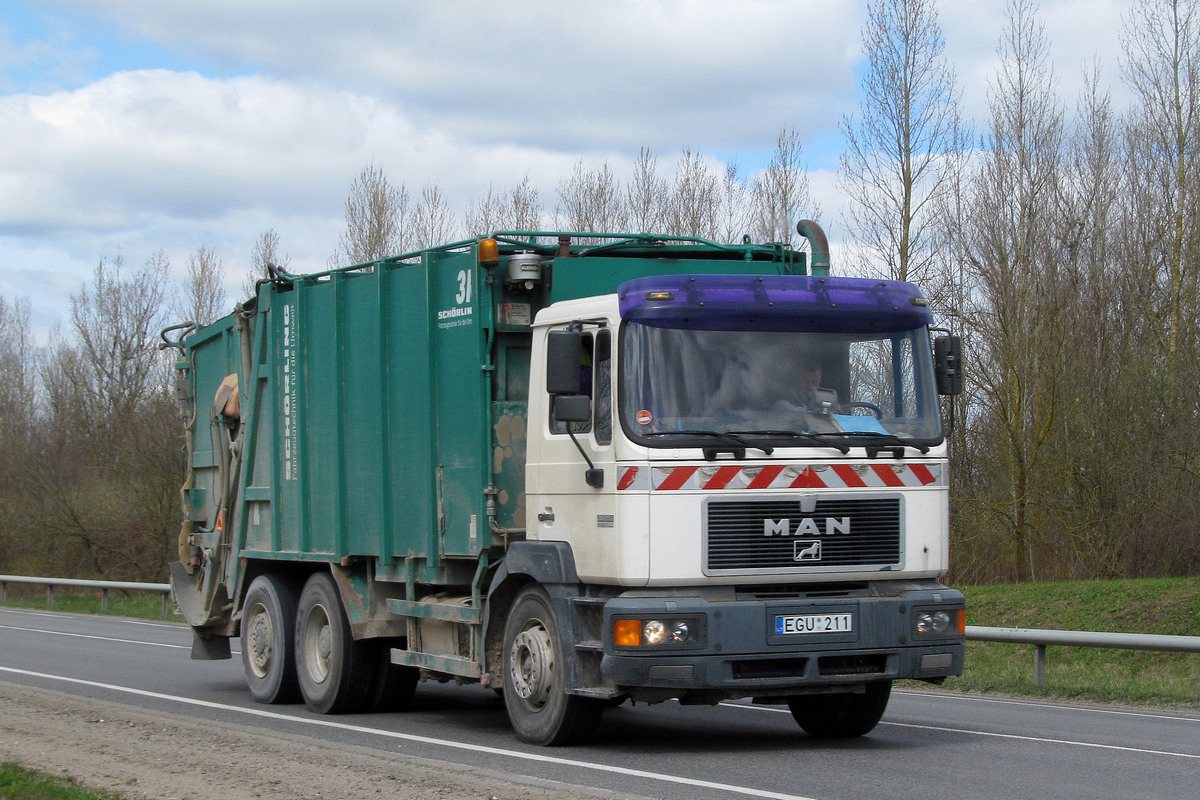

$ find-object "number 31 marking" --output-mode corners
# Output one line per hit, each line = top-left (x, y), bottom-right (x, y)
(456, 269), (472, 304)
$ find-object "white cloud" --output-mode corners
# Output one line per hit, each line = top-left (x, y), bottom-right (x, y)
(38, 0), (864, 150)
(0, 0), (1139, 340)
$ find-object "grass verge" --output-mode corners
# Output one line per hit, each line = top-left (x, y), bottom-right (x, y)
(904, 577), (1200, 708)
(0, 591), (170, 619)
(0, 762), (128, 800)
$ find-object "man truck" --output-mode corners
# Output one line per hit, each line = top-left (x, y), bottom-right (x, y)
(167, 221), (965, 745)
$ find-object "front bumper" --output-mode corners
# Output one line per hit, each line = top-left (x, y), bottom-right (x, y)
(598, 584), (964, 696)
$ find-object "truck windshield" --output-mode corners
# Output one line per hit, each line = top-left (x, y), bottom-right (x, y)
(619, 323), (943, 448)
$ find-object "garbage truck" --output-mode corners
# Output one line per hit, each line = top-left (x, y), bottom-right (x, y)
(166, 221), (965, 745)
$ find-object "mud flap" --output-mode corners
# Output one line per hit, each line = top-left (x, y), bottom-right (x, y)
(190, 628), (232, 660)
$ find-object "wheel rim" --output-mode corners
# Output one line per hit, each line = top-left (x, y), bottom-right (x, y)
(509, 621), (555, 710)
(246, 601), (273, 679)
(302, 602), (333, 684)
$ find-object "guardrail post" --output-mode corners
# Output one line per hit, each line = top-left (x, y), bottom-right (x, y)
(46, 585), (53, 607)
(1, 581), (6, 603)
(161, 590), (170, 617)
(100, 588), (109, 613)
(1034, 644), (1047, 687)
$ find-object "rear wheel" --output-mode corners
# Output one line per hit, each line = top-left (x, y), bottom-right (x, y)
(502, 586), (603, 746)
(295, 571), (376, 714)
(787, 681), (892, 738)
(241, 574), (300, 704)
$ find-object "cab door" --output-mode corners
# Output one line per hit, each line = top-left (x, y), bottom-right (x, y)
(528, 325), (636, 583)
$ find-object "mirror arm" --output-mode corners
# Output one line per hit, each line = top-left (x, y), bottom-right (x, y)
(566, 429), (604, 488)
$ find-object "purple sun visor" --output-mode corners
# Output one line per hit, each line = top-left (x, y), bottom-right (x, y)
(617, 274), (933, 334)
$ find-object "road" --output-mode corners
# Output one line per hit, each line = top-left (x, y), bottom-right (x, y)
(1, 606), (1197, 800)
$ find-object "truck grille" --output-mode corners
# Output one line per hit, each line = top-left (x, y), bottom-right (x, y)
(705, 497), (901, 572)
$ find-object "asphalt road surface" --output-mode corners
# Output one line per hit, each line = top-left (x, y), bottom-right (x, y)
(1, 606), (1197, 800)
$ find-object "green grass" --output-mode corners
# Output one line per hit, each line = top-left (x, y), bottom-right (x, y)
(908, 577), (1200, 708)
(0, 591), (170, 619)
(0, 763), (128, 800)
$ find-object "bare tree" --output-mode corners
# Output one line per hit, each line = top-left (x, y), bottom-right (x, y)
(956, 0), (1067, 581)
(332, 163), (409, 266)
(715, 162), (753, 244)
(57, 251), (174, 429)
(839, 0), (964, 291)
(411, 184), (458, 249)
(555, 159), (625, 234)
(0, 295), (35, 430)
(184, 245), (226, 327)
(465, 184), (509, 236)
(751, 129), (819, 248)
(1122, 0), (1200, 365)
(508, 174), (543, 231)
(625, 146), (668, 233)
(0, 295), (37, 570)
(1117, 0), (1200, 575)
(35, 251), (181, 579)
(666, 148), (721, 238)
(243, 228), (289, 298)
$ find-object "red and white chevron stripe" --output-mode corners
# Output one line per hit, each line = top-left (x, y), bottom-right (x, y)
(616, 463), (942, 492)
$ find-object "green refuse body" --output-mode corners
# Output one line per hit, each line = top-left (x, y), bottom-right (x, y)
(167, 225), (966, 746)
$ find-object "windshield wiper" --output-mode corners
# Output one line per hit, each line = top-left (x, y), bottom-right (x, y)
(723, 430), (851, 455)
(641, 430), (773, 458)
(814, 430), (931, 456)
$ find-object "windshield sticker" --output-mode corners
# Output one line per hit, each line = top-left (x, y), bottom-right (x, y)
(636, 410), (653, 425)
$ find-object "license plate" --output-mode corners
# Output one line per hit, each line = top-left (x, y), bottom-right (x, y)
(775, 613), (854, 635)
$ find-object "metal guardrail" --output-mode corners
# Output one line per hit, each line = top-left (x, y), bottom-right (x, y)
(967, 625), (1200, 686)
(0, 575), (173, 617)
(1, 576), (1197, 687)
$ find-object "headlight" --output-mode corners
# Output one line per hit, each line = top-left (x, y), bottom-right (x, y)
(613, 616), (704, 648)
(917, 611), (951, 635)
(913, 608), (965, 638)
(644, 620), (669, 644)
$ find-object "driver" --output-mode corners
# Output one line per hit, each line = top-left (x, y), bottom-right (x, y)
(794, 355), (823, 407)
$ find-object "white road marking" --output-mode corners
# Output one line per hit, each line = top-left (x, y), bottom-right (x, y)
(0, 665), (821, 800)
(892, 689), (1200, 724)
(724, 703), (1200, 759)
(0, 623), (191, 650)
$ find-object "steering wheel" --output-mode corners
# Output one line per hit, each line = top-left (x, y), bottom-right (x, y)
(845, 401), (883, 420)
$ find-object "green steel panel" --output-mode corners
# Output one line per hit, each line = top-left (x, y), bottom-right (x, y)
(431, 250), (490, 558)
(547, 255), (787, 304)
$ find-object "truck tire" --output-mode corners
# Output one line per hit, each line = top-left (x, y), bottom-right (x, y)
(241, 574), (301, 704)
(787, 681), (892, 738)
(502, 586), (603, 746)
(295, 571), (375, 714)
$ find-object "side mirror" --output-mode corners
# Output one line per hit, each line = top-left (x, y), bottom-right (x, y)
(552, 394), (591, 423)
(934, 335), (963, 396)
(546, 330), (582, 395)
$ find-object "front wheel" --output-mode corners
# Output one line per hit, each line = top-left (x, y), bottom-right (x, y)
(787, 681), (892, 738)
(502, 586), (603, 746)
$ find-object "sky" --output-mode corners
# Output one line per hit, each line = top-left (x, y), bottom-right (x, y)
(0, 0), (1135, 339)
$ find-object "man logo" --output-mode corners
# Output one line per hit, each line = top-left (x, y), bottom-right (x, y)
(794, 540), (822, 562)
(764, 517), (851, 536)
